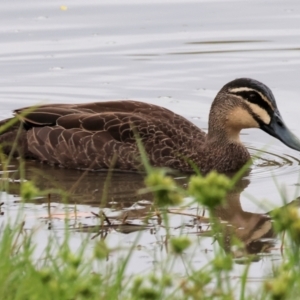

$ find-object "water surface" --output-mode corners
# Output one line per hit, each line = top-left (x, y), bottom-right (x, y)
(1, 0), (300, 286)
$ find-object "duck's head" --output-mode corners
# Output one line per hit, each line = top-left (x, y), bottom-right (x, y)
(209, 78), (300, 151)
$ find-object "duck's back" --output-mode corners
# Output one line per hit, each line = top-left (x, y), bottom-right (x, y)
(0, 101), (206, 171)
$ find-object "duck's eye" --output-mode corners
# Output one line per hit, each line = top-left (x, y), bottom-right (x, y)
(248, 93), (258, 99)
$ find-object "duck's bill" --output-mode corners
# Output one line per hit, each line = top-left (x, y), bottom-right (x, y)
(261, 111), (300, 151)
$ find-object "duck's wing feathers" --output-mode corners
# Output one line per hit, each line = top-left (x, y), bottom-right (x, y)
(12, 101), (205, 170)
(14, 101), (162, 126)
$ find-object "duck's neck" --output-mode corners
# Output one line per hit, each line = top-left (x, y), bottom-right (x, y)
(206, 98), (242, 143)
(187, 94), (253, 173)
(195, 136), (251, 174)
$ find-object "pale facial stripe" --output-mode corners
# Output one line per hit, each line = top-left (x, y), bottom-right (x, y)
(228, 87), (274, 110)
(245, 102), (271, 125)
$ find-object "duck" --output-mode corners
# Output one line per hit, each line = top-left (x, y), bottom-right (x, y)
(0, 78), (300, 173)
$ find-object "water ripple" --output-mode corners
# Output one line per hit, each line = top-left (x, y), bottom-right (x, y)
(249, 146), (300, 180)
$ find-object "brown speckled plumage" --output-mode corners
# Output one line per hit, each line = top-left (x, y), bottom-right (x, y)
(1, 78), (300, 173)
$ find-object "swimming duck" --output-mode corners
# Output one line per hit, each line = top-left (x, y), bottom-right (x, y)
(0, 78), (300, 173)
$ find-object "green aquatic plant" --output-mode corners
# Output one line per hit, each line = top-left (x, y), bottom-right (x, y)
(144, 169), (183, 207)
(188, 171), (233, 208)
(20, 181), (40, 201)
(1, 167), (300, 299)
(170, 236), (191, 254)
(271, 205), (300, 244)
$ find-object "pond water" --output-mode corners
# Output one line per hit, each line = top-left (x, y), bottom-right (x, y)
(1, 0), (300, 290)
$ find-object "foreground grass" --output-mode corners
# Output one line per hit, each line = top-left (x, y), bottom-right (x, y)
(0, 165), (300, 300)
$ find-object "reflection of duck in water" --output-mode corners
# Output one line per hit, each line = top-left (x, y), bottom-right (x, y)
(1, 78), (300, 173)
(212, 177), (299, 258)
(7, 161), (149, 206)
(6, 162), (298, 256)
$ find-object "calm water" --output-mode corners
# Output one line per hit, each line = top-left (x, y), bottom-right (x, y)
(1, 0), (300, 287)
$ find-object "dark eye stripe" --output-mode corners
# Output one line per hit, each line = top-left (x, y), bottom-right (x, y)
(229, 90), (273, 116)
